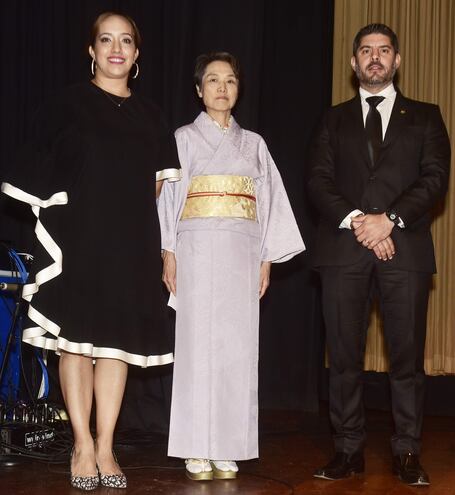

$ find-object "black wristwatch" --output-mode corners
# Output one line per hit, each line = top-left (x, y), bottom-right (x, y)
(386, 210), (401, 226)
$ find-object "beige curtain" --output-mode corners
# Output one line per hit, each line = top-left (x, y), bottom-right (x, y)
(332, 0), (455, 374)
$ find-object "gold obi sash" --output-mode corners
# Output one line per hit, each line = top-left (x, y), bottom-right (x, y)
(181, 175), (257, 221)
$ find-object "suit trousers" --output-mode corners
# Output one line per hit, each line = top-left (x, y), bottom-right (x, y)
(320, 252), (431, 455)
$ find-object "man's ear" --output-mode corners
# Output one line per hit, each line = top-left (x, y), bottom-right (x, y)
(350, 55), (357, 72)
(394, 52), (401, 70)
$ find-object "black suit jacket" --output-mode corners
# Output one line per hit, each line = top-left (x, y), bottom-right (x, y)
(308, 90), (451, 273)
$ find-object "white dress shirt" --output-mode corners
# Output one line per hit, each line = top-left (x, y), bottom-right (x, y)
(359, 83), (396, 138)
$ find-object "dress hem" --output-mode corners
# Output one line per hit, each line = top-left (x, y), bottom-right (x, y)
(23, 331), (174, 367)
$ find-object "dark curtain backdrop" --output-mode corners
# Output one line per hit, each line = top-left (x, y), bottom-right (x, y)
(0, 0), (334, 432)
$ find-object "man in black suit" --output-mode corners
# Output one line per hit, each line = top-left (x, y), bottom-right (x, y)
(308, 24), (450, 486)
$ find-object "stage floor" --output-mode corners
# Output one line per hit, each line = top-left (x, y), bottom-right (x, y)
(2, 408), (454, 494)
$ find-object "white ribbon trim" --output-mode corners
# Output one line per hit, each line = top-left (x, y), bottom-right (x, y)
(1, 182), (66, 336)
(1, 182), (68, 208)
(156, 168), (181, 182)
(22, 331), (174, 367)
(2, 181), (174, 368)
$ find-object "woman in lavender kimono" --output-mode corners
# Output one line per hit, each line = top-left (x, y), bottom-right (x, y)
(158, 52), (305, 480)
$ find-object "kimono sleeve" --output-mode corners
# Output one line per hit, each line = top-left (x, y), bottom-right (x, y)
(157, 179), (178, 252)
(256, 139), (305, 263)
(157, 128), (188, 252)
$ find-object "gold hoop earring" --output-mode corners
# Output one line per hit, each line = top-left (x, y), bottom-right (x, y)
(132, 62), (139, 79)
(91, 58), (96, 76)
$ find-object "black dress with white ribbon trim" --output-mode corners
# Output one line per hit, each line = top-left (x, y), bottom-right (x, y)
(2, 82), (180, 367)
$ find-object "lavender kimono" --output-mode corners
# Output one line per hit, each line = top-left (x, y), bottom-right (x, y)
(158, 112), (305, 460)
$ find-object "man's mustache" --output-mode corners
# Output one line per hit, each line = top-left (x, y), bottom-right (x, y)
(367, 62), (385, 70)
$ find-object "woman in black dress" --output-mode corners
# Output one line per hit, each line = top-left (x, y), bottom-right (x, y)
(1, 12), (180, 490)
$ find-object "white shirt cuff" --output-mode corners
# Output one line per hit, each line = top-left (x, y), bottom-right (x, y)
(339, 209), (364, 229)
(396, 216), (405, 228)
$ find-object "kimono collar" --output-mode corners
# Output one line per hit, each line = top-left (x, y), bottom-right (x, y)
(194, 111), (240, 140)
(212, 115), (233, 132)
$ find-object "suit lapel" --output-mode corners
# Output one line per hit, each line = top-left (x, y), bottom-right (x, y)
(376, 91), (410, 168)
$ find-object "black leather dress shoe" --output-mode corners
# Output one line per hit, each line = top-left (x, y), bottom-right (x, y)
(393, 453), (430, 486)
(313, 452), (365, 480)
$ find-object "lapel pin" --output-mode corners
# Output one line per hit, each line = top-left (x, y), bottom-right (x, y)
(400, 109), (406, 114)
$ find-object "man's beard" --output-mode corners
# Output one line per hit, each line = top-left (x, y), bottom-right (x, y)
(355, 60), (397, 87)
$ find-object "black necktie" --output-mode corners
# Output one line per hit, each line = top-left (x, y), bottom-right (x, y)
(365, 96), (385, 166)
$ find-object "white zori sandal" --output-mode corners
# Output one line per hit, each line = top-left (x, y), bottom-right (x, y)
(185, 458), (213, 481)
(210, 460), (239, 479)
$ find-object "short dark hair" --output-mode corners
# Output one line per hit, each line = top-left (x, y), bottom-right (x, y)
(194, 52), (241, 88)
(89, 11), (142, 49)
(352, 23), (399, 56)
